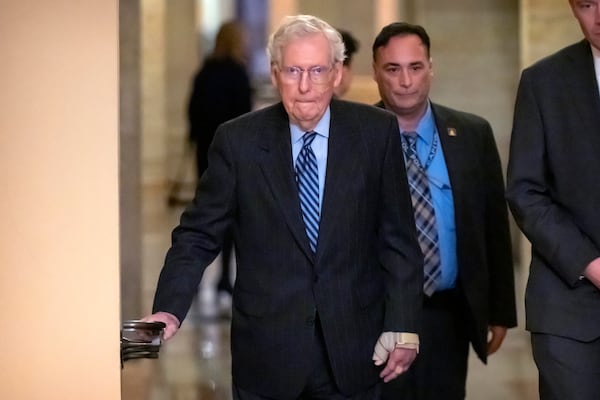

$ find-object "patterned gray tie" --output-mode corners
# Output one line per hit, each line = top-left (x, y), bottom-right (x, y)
(402, 131), (441, 296)
(296, 131), (320, 253)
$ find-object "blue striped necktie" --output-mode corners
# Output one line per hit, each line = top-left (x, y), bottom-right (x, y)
(296, 131), (320, 253)
(402, 131), (441, 296)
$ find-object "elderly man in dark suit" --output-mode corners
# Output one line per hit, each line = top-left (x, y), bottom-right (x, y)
(143, 14), (423, 400)
(506, 1), (600, 399)
(372, 22), (517, 400)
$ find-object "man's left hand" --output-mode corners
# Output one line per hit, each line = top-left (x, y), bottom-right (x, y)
(487, 325), (507, 355)
(378, 347), (417, 383)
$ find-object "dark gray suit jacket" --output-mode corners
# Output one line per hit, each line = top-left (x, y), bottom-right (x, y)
(153, 98), (423, 398)
(377, 101), (518, 363)
(506, 40), (600, 341)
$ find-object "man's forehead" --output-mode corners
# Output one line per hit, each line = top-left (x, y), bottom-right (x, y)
(280, 35), (331, 65)
(376, 38), (428, 61)
(376, 49), (429, 63)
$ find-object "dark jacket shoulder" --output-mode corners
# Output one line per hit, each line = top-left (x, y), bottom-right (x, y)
(431, 102), (491, 131)
(332, 97), (395, 120)
(375, 99), (491, 133)
(523, 39), (591, 76)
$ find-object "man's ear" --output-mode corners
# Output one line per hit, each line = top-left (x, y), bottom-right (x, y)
(332, 62), (343, 87)
(270, 65), (279, 89)
(429, 57), (434, 77)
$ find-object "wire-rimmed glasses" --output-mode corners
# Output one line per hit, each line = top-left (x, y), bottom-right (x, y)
(278, 65), (334, 84)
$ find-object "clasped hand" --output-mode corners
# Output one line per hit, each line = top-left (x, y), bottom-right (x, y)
(372, 334), (417, 383)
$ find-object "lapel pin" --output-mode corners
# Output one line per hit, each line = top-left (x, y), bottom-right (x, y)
(447, 127), (457, 137)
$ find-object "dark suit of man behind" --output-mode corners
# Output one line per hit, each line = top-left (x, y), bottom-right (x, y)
(372, 22), (517, 400)
(506, 3), (600, 398)
(144, 15), (423, 400)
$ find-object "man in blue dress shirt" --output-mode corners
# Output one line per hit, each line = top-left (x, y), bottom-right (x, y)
(372, 22), (517, 400)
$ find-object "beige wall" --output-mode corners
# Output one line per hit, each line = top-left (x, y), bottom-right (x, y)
(0, 1), (120, 399)
(520, 0), (582, 68)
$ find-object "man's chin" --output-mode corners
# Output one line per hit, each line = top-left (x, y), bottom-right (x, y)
(291, 114), (321, 130)
(292, 109), (321, 122)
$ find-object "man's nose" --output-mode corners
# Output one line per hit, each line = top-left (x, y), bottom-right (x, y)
(298, 70), (311, 92)
(398, 70), (412, 87)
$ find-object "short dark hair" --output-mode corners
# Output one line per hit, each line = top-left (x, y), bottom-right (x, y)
(372, 22), (431, 60)
(337, 29), (360, 66)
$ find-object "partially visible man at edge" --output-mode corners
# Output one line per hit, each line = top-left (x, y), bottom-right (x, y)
(506, 1), (600, 399)
(372, 22), (517, 400)
(142, 14), (423, 400)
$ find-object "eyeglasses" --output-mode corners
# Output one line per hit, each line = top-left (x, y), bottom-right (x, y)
(278, 65), (333, 84)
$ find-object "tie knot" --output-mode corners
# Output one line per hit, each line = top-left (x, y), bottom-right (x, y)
(303, 131), (317, 147)
(402, 131), (418, 144)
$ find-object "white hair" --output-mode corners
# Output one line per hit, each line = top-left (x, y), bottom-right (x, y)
(266, 14), (345, 66)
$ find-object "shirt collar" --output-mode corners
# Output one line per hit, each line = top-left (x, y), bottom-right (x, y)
(591, 42), (600, 58)
(405, 101), (435, 146)
(591, 44), (600, 97)
(291, 107), (331, 144)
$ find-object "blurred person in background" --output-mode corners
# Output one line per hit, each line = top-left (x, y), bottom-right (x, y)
(334, 28), (360, 98)
(187, 20), (252, 302)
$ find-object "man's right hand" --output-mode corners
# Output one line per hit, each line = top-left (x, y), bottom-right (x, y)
(141, 312), (180, 341)
(584, 257), (600, 289)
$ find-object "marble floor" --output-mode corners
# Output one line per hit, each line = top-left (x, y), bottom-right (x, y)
(121, 183), (539, 400)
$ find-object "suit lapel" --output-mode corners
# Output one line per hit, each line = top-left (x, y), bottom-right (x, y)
(257, 104), (315, 261)
(317, 100), (362, 258)
(431, 104), (467, 230)
(563, 41), (600, 141)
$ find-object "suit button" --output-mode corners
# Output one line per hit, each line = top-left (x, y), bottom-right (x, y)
(306, 316), (315, 326)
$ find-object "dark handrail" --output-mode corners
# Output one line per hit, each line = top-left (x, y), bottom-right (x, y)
(121, 320), (166, 367)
